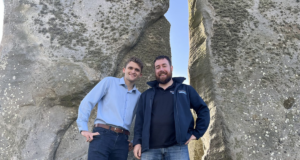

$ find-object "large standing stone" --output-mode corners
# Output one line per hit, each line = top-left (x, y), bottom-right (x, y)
(55, 16), (171, 160)
(188, 0), (300, 159)
(0, 0), (169, 159)
(0, 0), (3, 44)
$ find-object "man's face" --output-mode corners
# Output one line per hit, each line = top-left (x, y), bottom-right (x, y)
(123, 61), (142, 83)
(154, 58), (173, 84)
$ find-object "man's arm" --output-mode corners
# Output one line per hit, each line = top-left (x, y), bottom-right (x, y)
(188, 85), (210, 139)
(76, 77), (110, 133)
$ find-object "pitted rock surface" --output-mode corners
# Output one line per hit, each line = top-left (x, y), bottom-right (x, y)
(55, 16), (171, 160)
(0, 0), (169, 159)
(188, 0), (300, 159)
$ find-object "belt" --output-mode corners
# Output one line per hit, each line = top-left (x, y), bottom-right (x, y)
(94, 124), (130, 135)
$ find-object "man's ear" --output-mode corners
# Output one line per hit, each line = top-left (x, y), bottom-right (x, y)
(171, 66), (173, 72)
(139, 73), (142, 78)
(122, 68), (125, 73)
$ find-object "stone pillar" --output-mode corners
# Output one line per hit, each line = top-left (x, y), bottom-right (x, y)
(0, 0), (3, 44)
(0, 0), (169, 159)
(188, 0), (300, 159)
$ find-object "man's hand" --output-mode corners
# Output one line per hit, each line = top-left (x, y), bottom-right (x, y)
(133, 144), (142, 159)
(128, 140), (133, 151)
(185, 135), (196, 145)
(81, 131), (100, 142)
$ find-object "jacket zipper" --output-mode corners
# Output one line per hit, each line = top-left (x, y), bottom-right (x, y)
(150, 87), (155, 111)
(174, 84), (181, 144)
(148, 88), (155, 149)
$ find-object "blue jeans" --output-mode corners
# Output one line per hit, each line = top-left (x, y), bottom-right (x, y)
(141, 144), (190, 160)
(88, 127), (129, 160)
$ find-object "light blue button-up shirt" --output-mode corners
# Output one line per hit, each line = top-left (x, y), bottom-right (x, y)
(76, 77), (141, 132)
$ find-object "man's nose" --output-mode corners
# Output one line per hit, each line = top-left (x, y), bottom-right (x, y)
(158, 67), (164, 72)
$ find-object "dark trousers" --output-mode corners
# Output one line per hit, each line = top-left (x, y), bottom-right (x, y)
(88, 127), (129, 160)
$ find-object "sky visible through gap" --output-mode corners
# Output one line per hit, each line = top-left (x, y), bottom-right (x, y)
(165, 1), (190, 84)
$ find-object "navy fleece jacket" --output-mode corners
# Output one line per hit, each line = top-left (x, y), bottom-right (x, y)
(133, 77), (210, 152)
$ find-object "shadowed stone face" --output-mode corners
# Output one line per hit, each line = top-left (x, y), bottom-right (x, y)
(0, 0), (169, 159)
(0, 0), (3, 44)
(188, 0), (300, 159)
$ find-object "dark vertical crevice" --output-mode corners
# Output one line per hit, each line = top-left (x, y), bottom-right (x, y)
(51, 119), (76, 160)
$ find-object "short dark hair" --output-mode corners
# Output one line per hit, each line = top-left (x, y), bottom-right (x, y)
(153, 55), (172, 66)
(124, 57), (144, 72)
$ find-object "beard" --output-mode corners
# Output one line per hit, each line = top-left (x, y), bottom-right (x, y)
(156, 71), (172, 84)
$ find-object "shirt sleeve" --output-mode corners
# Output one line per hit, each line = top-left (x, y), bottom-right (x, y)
(188, 85), (210, 139)
(76, 77), (110, 132)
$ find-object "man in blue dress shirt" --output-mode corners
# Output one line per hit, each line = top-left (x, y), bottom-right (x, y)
(76, 57), (143, 160)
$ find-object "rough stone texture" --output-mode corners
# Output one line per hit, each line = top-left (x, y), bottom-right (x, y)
(115, 16), (171, 93)
(188, 110), (205, 160)
(0, 0), (3, 44)
(55, 16), (171, 160)
(188, 0), (300, 160)
(0, 0), (169, 159)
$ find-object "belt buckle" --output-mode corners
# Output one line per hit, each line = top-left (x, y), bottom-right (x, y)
(114, 128), (116, 131)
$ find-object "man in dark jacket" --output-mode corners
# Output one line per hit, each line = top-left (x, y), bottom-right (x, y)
(133, 55), (210, 160)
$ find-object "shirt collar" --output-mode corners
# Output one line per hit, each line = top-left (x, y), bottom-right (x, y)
(132, 85), (137, 92)
(147, 77), (186, 87)
(156, 81), (176, 90)
(120, 77), (137, 92)
(119, 77), (126, 85)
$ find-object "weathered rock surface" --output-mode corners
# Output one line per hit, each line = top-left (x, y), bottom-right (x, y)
(188, 0), (300, 159)
(188, 111), (205, 160)
(0, 0), (169, 159)
(0, 0), (3, 44)
(55, 16), (171, 160)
